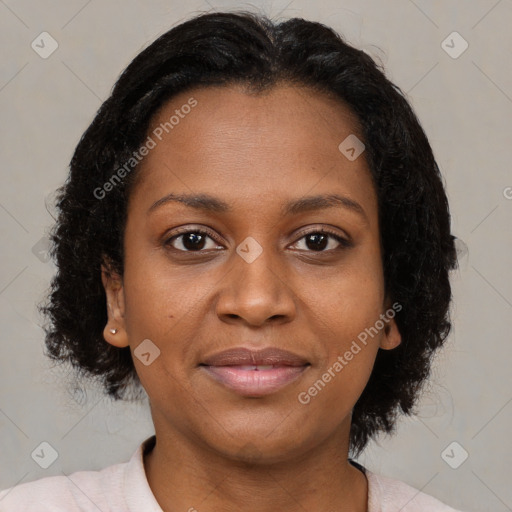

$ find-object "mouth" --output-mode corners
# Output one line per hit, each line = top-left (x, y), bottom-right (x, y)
(199, 347), (311, 397)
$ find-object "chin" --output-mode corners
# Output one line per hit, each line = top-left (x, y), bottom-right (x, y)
(201, 426), (314, 467)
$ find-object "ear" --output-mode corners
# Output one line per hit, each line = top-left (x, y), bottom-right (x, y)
(101, 260), (129, 348)
(378, 299), (402, 351)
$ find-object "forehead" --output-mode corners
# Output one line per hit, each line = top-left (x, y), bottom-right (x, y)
(129, 83), (375, 221)
(147, 83), (365, 156)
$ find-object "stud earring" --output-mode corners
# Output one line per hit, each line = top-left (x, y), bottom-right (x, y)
(109, 328), (118, 334)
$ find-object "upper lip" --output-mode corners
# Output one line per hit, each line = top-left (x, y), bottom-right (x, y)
(201, 347), (310, 367)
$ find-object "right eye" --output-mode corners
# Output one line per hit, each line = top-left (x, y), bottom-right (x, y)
(164, 228), (224, 252)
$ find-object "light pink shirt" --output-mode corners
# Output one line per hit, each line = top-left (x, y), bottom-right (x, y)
(0, 436), (463, 511)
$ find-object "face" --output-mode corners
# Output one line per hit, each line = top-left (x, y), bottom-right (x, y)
(102, 83), (401, 463)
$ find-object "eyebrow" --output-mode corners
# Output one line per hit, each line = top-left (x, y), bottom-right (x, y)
(148, 192), (368, 223)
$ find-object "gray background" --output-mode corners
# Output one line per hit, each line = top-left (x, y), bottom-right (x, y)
(1, 1), (511, 511)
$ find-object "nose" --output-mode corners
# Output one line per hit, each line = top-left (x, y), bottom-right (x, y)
(215, 238), (297, 327)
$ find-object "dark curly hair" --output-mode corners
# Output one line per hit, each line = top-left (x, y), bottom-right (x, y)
(40, 10), (458, 456)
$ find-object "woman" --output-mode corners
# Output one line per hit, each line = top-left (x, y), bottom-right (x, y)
(0, 10), (463, 511)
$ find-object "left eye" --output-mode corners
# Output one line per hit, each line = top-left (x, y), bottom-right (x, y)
(165, 229), (350, 253)
(290, 231), (350, 252)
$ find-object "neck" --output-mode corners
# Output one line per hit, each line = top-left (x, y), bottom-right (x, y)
(143, 421), (368, 512)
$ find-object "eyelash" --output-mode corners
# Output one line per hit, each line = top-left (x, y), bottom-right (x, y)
(164, 226), (352, 253)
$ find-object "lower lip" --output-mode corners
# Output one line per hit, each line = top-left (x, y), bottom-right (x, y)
(200, 365), (309, 396)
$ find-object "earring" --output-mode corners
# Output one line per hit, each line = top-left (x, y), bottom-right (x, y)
(109, 328), (118, 334)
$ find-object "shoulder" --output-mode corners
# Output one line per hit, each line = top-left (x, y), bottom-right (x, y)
(366, 470), (464, 512)
(0, 436), (160, 512)
(0, 436), (162, 512)
(0, 461), (126, 512)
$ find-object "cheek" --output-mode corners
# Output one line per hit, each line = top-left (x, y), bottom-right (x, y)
(302, 257), (385, 392)
(308, 262), (385, 342)
(299, 284), (383, 417)
(122, 258), (206, 337)
(121, 257), (215, 383)
(295, 328), (379, 439)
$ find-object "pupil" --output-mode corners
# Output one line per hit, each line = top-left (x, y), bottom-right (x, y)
(181, 233), (329, 251)
(184, 233), (205, 251)
(307, 233), (327, 251)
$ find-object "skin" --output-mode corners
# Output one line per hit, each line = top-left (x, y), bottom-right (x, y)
(101, 83), (401, 512)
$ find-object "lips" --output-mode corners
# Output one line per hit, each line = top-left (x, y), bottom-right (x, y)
(200, 347), (310, 396)
(201, 347), (309, 367)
